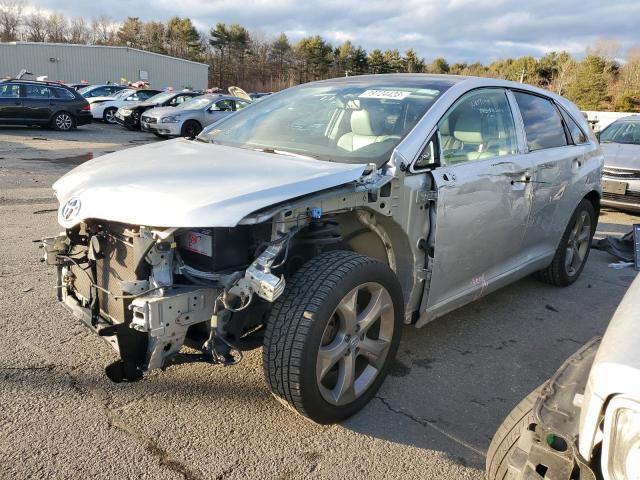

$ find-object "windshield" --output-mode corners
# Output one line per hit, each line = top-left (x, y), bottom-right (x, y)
(146, 92), (176, 104)
(177, 96), (213, 110)
(600, 121), (640, 145)
(113, 89), (134, 99)
(197, 80), (450, 165)
(77, 86), (93, 95)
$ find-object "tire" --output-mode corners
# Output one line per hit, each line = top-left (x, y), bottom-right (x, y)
(534, 199), (596, 286)
(181, 120), (201, 138)
(486, 385), (544, 480)
(51, 112), (75, 131)
(102, 107), (117, 124)
(263, 251), (404, 424)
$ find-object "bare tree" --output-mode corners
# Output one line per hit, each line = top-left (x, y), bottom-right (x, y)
(68, 16), (90, 44)
(91, 15), (116, 45)
(0, 0), (24, 41)
(24, 9), (47, 42)
(45, 12), (68, 43)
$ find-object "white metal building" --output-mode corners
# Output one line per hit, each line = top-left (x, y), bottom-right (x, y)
(0, 42), (209, 89)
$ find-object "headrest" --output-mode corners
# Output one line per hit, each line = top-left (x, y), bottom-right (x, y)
(453, 109), (483, 143)
(351, 109), (384, 136)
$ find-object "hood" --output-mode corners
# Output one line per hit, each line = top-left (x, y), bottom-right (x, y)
(133, 100), (157, 109)
(87, 96), (117, 104)
(142, 106), (177, 118)
(53, 139), (367, 228)
(601, 142), (640, 170)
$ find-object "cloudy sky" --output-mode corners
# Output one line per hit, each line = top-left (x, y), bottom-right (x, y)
(25, 0), (640, 62)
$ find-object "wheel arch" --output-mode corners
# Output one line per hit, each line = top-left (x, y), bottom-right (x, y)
(584, 190), (601, 217)
(331, 209), (414, 309)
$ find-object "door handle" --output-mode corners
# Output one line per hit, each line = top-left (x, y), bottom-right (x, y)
(510, 175), (532, 185)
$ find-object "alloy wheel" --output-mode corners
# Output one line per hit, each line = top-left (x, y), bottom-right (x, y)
(565, 210), (591, 276)
(104, 109), (116, 124)
(55, 113), (73, 130)
(316, 282), (394, 406)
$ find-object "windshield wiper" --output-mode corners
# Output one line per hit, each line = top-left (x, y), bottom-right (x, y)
(253, 147), (317, 160)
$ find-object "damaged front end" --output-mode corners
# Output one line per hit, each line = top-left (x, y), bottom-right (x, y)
(41, 220), (289, 382)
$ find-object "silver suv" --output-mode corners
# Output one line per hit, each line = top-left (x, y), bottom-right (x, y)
(42, 74), (602, 424)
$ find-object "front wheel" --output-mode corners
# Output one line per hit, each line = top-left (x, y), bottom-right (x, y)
(534, 199), (596, 286)
(486, 385), (544, 480)
(263, 251), (403, 424)
(181, 120), (201, 138)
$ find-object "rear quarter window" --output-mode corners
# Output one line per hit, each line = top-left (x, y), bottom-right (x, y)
(52, 88), (76, 100)
(514, 91), (568, 151)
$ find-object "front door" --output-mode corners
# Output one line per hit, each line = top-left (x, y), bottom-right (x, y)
(0, 83), (23, 122)
(424, 88), (534, 318)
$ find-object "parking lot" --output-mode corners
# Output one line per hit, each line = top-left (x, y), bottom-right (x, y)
(0, 122), (638, 479)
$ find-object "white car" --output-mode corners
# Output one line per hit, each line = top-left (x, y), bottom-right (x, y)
(90, 88), (161, 123)
(487, 273), (640, 480)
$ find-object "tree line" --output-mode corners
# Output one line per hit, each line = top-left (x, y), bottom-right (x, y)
(1, 0), (638, 111)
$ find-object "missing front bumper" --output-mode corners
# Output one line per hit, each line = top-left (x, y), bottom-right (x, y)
(58, 265), (218, 381)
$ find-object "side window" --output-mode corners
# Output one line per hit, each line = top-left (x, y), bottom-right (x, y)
(52, 88), (75, 99)
(24, 85), (51, 99)
(414, 135), (439, 170)
(212, 100), (233, 111)
(127, 93), (139, 101)
(0, 84), (20, 98)
(235, 100), (250, 110)
(437, 88), (517, 165)
(559, 109), (588, 144)
(138, 91), (154, 100)
(513, 92), (568, 151)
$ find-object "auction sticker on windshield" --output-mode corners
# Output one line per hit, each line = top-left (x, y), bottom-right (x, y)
(359, 90), (412, 100)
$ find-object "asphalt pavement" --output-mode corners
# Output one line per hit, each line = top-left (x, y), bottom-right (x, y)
(0, 123), (637, 479)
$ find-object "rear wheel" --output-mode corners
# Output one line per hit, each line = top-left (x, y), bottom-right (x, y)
(51, 112), (75, 131)
(534, 199), (596, 286)
(181, 120), (201, 138)
(102, 107), (117, 124)
(263, 251), (403, 424)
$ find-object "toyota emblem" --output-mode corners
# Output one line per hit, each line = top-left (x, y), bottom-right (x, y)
(61, 197), (81, 221)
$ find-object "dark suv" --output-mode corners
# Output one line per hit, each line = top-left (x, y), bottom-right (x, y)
(0, 79), (92, 130)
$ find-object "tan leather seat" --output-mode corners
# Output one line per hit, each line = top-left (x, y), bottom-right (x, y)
(338, 110), (399, 152)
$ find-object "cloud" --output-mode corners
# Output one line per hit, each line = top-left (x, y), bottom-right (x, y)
(24, 0), (640, 62)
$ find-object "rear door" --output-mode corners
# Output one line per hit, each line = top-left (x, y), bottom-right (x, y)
(424, 88), (535, 317)
(0, 83), (23, 122)
(510, 91), (586, 258)
(22, 84), (54, 122)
